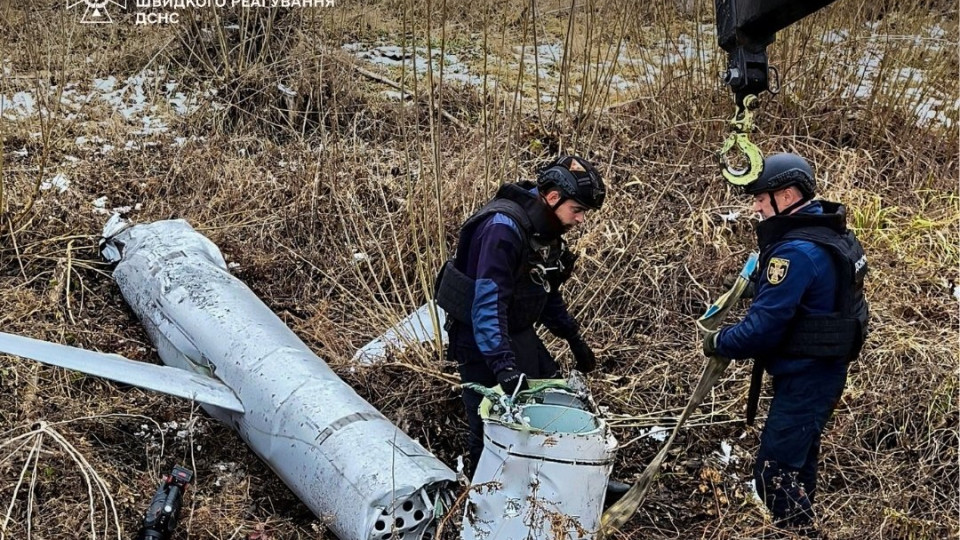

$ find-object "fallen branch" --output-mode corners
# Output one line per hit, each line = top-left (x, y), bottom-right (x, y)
(351, 64), (467, 130)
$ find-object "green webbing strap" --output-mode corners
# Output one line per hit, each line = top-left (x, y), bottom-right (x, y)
(601, 253), (759, 534)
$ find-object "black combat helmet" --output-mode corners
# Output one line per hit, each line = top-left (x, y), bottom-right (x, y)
(536, 155), (606, 210)
(744, 153), (817, 199)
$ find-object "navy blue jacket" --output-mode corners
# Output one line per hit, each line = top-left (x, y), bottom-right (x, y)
(452, 188), (579, 375)
(715, 202), (839, 376)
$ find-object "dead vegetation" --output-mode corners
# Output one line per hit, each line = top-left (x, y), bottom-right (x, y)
(0, 0), (957, 538)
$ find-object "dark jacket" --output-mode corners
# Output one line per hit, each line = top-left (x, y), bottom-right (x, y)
(715, 201), (869, 376)
(436, 183), (579, 375)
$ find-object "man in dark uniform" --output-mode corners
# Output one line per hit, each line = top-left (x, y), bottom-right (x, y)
(702, 153), (869, 534)
(435, 155), (608, 472)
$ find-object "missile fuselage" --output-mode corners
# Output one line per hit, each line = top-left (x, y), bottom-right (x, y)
(104, 219), (455, 540)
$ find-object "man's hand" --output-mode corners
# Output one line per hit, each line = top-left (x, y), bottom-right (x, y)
(723, 272), (755, 299)
(497, 369), (529, 395)
(702, 329), (720, 357)
(567, 334), (597, 373)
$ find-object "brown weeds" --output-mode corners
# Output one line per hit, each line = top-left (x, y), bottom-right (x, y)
(0, 0), (957, 538)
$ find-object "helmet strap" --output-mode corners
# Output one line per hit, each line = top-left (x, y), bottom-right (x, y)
(541, 189), (566, 211)
(769, 189), (812, 216)
(769, 193), (782, 216)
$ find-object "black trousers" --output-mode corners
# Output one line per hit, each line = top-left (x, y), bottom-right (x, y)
(754, 361), (848, 526)
(448, 324), (560, 476)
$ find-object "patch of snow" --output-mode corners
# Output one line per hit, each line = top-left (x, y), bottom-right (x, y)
(93, 76), (118, 93)
(720, 211), (740, 222)
(823, 30), (848, 44)
(953, 285), (960, 302)
(40, 173), (70, 193)
(607, 74), (634, 92)
(168, 92), (197, 115)
(133, 115), (168, 135)
(0, 91), (37, 119)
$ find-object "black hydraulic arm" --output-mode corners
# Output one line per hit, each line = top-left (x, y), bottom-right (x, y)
(715, 0), (839, 106)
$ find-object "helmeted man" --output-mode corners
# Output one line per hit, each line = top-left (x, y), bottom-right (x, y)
(435, 155), (605, 472)
(702, 153), (869, 533)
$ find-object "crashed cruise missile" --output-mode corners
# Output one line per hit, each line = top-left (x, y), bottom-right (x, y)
(97, 218), (456, 540)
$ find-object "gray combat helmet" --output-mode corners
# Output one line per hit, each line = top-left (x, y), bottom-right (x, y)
(537, 155), (606, 210)
(744, 153), (817, 198)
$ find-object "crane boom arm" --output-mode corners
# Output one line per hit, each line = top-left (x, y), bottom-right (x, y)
(715, 0), (839, 105)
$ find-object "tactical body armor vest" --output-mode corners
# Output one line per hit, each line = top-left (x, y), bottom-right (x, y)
(435, 183), (571, 333)
(756, 201), (869, 361)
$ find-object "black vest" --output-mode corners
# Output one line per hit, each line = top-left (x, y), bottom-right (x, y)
(435, 183), (567, 332)
(756, 201), (869, 361)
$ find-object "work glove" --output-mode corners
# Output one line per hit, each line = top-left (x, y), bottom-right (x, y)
(702, 329), (720, 357)
(723, 272), (755, 299)
(496, 368), (529, 396)
(567, 334), (597, 373)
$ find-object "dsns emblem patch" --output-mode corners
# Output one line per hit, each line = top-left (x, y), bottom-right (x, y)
(767, 257), (790, 285)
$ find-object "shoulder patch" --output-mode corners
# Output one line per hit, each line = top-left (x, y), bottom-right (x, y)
(766, 257), (790, 285)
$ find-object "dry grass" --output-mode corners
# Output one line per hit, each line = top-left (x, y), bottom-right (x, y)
(0, 0), (957, 538)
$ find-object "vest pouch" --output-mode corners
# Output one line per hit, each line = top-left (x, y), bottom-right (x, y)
(781, 313), (862, 361)
(508, 280), (549, 331)
(435, 261), (475, 324)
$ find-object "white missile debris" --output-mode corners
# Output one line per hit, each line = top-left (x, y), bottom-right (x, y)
(463, 382), (618, 540)
(1, 217), (457, 540)
(0, 332), (244, 413)
(353, 302), (448, 364)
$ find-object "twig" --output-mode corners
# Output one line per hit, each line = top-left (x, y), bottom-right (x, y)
(352, 64), (466, 130)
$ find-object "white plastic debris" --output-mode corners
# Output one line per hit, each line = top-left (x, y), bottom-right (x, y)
(642, 425), (669, 442)
(715, 440), (735, 466)
(746, 479), (763, 504)
(92, 196), (109, 214)
(277, 83), (297, 97)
